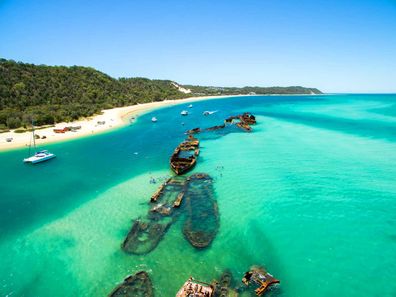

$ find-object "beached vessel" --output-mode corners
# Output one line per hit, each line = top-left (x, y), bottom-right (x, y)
(182, 173), (219, 248)
(24, 121), (56, 164)
(176, 277), (215, 297)
(170, 136), (200, 175)
(108, 271), (154, 297)
(242, 266), (279, 296)
(121, 217), (172, 255)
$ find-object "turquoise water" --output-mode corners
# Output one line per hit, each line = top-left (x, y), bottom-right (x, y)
(1, 94), (396, 297)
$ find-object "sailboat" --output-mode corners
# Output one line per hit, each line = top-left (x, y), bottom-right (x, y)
(23, 121), (56, 164)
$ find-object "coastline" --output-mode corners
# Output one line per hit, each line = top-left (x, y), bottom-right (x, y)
(0, 95), (240, 152)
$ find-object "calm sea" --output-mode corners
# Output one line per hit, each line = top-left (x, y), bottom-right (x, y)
(0, 94), (395, 296)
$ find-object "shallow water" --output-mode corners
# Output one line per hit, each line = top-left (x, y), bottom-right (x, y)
(0, 94), (396, 297)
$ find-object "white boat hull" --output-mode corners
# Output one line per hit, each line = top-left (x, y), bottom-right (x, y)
(24, 152), (56, 164)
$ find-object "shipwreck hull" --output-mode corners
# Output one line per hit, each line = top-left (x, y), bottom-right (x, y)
(123, 176), (189, 255)
(108, 271), (154, 297)
(170, 137), (200, 175)
(183, 173), (219, 248)
(122, 217), (172, 255)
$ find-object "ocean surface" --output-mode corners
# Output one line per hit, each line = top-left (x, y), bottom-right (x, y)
(0, 94), (396, 297)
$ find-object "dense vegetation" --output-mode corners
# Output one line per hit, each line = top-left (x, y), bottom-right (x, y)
(0, 59), (321, 130)
(185, 85), (322, 96)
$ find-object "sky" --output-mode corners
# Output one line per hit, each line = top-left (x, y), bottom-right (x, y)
(0, 0), (396, 93)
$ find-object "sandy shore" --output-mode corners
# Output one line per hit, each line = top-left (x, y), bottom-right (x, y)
(0, 95), (239, 151)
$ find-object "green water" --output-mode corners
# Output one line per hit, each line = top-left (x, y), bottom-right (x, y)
(0, 94), (396, 296)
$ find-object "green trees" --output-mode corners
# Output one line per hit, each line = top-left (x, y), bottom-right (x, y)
(0, 58), (321, 129)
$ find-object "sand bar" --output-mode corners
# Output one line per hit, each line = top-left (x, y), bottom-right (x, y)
(0, 95), (240, 151)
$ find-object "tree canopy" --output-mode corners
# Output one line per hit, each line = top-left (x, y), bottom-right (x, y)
(0, 59), (321, 129)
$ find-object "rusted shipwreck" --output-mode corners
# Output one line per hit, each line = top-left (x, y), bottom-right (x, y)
(122, 176), (188, 255)
(176, 277), (216, 297)
(122, 172), (219, 254)
(170, 135), (200, 175)
(121, 216), (172, 255)
(108, 271), (154, 297)
(242, 266), (280, 296)
(186, 112), (257, 135)
(182, 173), (219, 248)
(215, 270), (238, 297)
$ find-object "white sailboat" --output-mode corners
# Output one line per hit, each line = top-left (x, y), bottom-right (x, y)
(23, 121), (56, 164)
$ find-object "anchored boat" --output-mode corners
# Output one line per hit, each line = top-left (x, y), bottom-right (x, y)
(108, 271), (154, 297)
(24, 121), (55, 164)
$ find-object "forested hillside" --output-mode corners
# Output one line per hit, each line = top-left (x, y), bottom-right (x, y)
(0, 59), (321, 129)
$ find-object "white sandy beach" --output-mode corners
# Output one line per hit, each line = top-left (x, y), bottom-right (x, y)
(0, 95), (238, 151)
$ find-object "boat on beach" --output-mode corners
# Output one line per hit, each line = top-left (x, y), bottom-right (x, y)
(108, 271), (154, 297)
(170, 136), (200, 175)
(24, 121), (56, 164)
(182, 173), (219, 248)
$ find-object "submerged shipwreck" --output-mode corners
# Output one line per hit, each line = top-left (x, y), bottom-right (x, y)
(122, 173), (219, 254)
(176, 266), (278, 297)
(182, 173), (219, 248)
(215, 270), (238, 297)
(170, 135), (200, 175)
(186, 112), (257, 135)
(242, 266), (280, 296)
(121, 216), (172, 255)
(108, 271), (154, 297)
(122, 176), (187, 255)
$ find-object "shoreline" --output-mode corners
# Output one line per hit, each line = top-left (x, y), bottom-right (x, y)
(0, 95), (241, 152)
(0, 93), (322, 152)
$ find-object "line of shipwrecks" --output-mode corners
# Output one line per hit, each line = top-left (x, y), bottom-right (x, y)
(116, 112), (279, 296)
(109, 266), (279, 297)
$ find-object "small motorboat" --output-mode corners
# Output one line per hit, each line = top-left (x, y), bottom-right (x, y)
(203, 110), (218, 116)
(188, 104), (193, 108)
(181, 110), (189, 116)
(151, 117), (158, 122)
